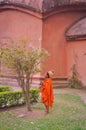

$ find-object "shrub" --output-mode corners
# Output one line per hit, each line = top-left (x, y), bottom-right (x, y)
(30, 88), (39, 103)
(68, 64), (83, 89)
(0, 86), (11, 92)
(0, 88), (39, 108)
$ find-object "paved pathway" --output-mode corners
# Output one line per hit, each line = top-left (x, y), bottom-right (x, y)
(54, 88), (86, 104)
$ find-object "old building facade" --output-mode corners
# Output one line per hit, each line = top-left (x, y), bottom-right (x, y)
(0, 0), (86, 87)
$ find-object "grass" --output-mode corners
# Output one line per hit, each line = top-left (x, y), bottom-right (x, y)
(0, 93), (86, 130)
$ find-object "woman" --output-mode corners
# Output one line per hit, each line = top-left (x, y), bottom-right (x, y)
(40, 71), (54, 114)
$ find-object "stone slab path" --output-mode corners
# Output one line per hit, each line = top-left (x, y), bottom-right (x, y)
(54, 88), (86, 104)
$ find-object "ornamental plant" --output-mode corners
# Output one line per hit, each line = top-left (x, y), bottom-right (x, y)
(1, 39), (49, 111)
(68, 64), (83, 88)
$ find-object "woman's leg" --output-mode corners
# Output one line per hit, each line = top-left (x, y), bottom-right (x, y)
(45, 105), (49, 114)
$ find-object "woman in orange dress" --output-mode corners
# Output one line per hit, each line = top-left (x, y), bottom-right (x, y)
(40, 71), (54, 114)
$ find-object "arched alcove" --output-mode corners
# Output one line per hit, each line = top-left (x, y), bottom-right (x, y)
(65, 17), (86, 41)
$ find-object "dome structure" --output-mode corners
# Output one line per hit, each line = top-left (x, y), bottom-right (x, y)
(0, 0), (86, 13)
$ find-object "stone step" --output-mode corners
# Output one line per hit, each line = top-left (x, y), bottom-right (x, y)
(0, 76), (69, 88)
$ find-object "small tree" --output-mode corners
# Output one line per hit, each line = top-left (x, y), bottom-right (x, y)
(68, 64), (83, 88)
(68, 48), (83, 89)
(1, 40), (49, 111)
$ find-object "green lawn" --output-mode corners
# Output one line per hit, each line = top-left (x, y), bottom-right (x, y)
(0, 93), (86, 130)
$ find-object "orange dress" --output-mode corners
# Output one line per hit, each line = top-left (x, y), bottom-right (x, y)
(40, 78), (54, 108)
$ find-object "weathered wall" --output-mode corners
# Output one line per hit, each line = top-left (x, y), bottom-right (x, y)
(0, 9), (42, 46)
(0, 5), (86, 87)
(42, 9), (86, 80)
(0, 9), (42, 75)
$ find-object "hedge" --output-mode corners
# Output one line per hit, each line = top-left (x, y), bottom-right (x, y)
(0, 89), (39, 108)
(0, 86), (11, 92)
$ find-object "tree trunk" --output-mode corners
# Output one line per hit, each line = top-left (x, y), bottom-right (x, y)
(19, 78), (32, 111)
(24, 81), (32, 111)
